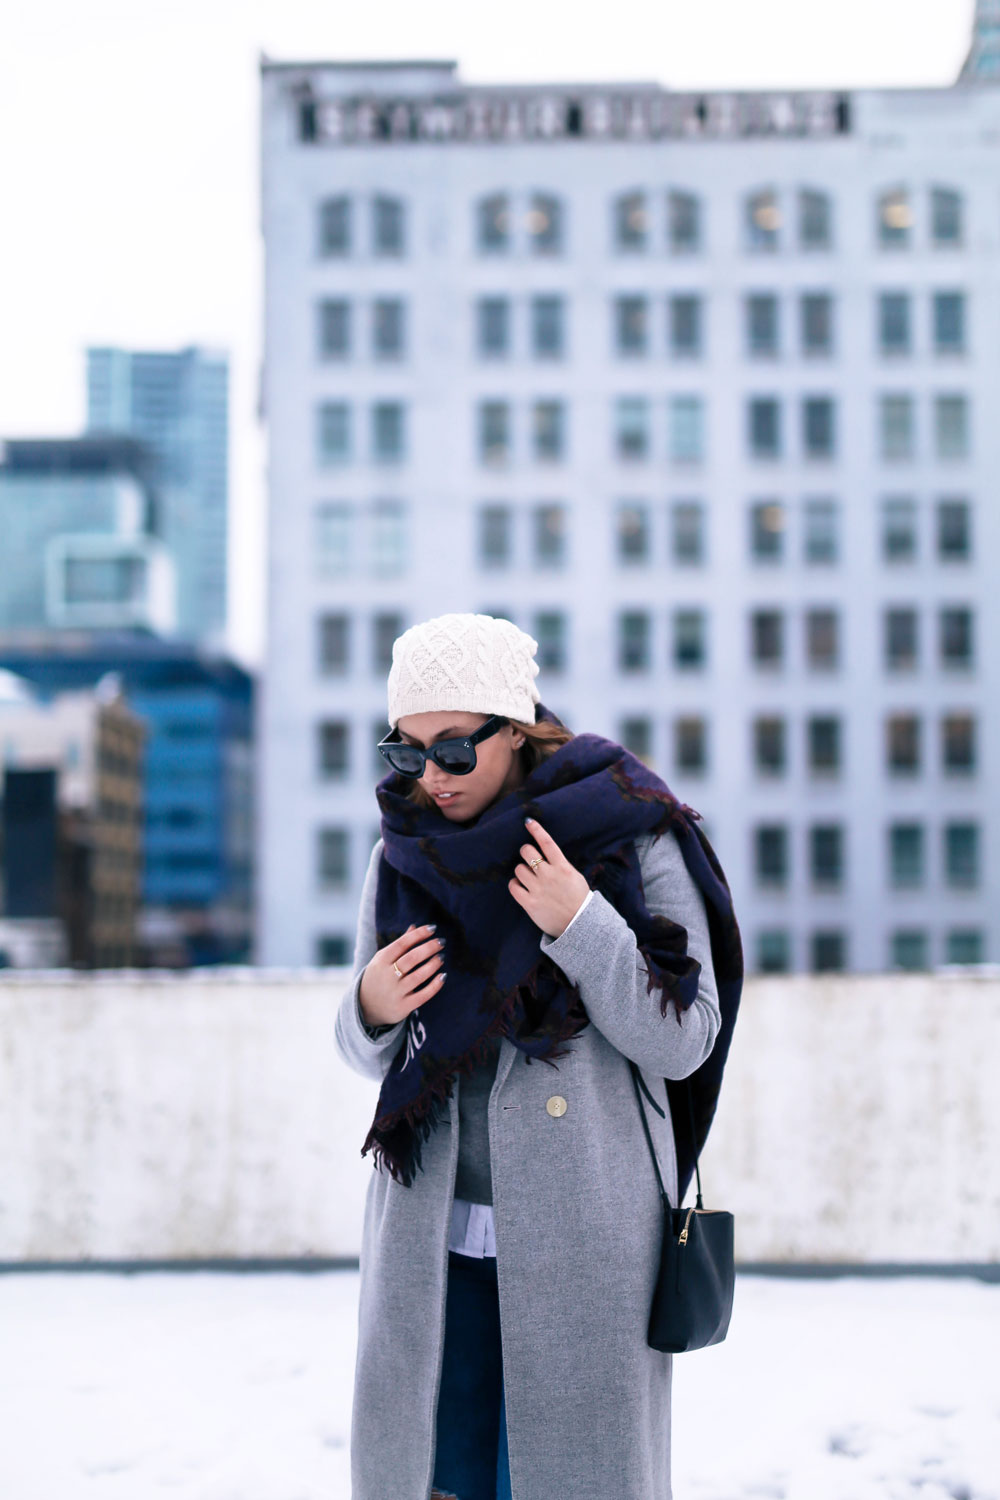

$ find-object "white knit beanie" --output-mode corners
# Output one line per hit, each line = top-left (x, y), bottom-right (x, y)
(386, 613), (541, 729)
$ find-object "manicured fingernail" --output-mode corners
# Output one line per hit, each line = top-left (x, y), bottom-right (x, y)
(524, 817), (534, 825)
(426, 924), (437, 932)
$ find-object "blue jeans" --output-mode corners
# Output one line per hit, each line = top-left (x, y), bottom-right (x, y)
(433, 1250), (513, 1500)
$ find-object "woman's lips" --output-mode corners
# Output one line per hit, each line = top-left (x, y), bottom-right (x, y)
(433, 790), (460, 803)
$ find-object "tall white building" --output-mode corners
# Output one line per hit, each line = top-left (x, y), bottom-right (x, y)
(259, 43), (998, 974)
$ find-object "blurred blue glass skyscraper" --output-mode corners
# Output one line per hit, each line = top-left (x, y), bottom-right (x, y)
(86, 346), (229, 646)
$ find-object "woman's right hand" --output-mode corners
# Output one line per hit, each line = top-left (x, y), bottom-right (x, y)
(358, 924), (446, 1029)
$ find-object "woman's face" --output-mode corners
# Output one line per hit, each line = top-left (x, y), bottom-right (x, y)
(395, 710), (526, 821)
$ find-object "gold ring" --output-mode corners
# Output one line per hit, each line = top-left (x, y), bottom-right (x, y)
(392, 960), (403, 979)
(528, 857), (542, 870)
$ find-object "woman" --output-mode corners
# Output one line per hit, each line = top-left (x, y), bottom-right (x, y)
(334, 612), (742, 1500)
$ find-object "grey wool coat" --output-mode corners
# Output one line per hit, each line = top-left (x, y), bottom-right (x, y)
(333, 827), (722, 1500)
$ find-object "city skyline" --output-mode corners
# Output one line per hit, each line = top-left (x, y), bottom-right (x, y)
(0, 1), (976, 670)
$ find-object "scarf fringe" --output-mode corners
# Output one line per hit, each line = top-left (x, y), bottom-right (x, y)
(360, 955), (586, 1186)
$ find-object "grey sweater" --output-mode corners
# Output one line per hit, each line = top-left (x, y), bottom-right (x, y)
(338, 829), (718, 1206)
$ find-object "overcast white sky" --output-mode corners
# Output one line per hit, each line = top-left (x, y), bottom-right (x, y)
(0, 1), (975, 668)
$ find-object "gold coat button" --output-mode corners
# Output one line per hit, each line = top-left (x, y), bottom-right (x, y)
(546, 1095), (567, 1117)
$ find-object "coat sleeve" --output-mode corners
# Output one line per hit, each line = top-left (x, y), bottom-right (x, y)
(537, 829), (721, 1079)
(333, 837), (407, 1082)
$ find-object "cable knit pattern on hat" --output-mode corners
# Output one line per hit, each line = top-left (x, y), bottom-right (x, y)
(387, 613), (541, 728)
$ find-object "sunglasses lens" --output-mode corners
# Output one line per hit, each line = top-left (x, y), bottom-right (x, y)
(432, 743), (475, 775)
(385, 745), (425, 777)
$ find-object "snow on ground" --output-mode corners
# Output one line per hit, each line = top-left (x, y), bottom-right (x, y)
(0, 1269), (995, 1500)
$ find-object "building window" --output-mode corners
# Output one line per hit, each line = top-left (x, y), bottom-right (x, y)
(754, 716), (786, 775)
(942, 713), (975, 775)
(317, 828), (350, 891)
(314, 501), (353, 576)
(754, 825), (788, 887)
(476, 297), (510, 358)
(614, 190), (648, 251)
(616, 502), (650, 563)
(886, 713), (921, 775)
(533, 611), (567, 672)
(807, 716), (841, 775)
(620, 716), (652, 761)
(746, 294), (780, 357)
(751, 608), (784, 667)
(750, 500), (785, 563)
(810, 824), (844, 887)
(934, 395), (969, 459)
(946, 929), (982, 965)
(803, 498), (838, 564)
(618, 610), (651, 671)
(748, 397), (781, 459)
(746, 189), (781, 252)
(668, 190), (701, 253)
(805, 608), (839, 670)
(531, 295), (565, 359)
(317, 298), (351, 360)
(939, 607), (973, 668)
(529, 192), (563, 254)
(614, 295), (649, 356)
(671, 500), (705, 563)
(479, 401), (511, 465)
(879, 395), (915, 460)
(371, 499), (407, 576)
(802, 397), (835, 459)
(889, 823), (924, 888)
(373, 611), (404, 673)
(478, 503), (512, 568)
(933, 292), (966, 355)
(318, 195), (351, 257)
(673, 609), (706, 670)
(373, 298), (406, 360)
(372, 401), (405, 463)
(811, 931), (846, 972)
(675, 716), (707, 773)
(757, 930), (791, 973)
(799, 189), (832, 250)
(669, 396), (704, 463)
(877, 187), (912, 249)
(318, 613), (350, 675)
(931, 187), (963, 248)
(316, 934), (351, 966)
(881, 497), (917, 561)
(477, 193), (510, 253)
(891, 930), (927, 971)
(373, 195), (405, 256)
(884, 607), (918, 671)
(669, 295), (703, 358)
(936, 498), (971, 561)
(878, 293), (911, 357)
(317, 401), (351, 465)
(944, 822), (979, 888)
(614, 396), (649, 461)
(532, 401), (565, 462)
(800, 293), (833, 356)
(532, 503), (567, 566)
(318, 720), (350, 778)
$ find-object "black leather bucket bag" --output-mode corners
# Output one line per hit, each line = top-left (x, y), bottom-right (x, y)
(629, 1061), (735, 1354)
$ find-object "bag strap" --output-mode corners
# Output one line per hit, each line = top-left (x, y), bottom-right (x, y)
(628, 1060), (704, 1211)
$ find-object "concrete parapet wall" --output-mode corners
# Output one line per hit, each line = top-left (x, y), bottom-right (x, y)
(0, 969), (996, 1265)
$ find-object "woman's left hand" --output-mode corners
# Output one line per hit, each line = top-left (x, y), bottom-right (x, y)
(509, 818), (592, 939)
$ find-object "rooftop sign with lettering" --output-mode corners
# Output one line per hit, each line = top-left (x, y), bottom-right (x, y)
(298, 89), (852, 146)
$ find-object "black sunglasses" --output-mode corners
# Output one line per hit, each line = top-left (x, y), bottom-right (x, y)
(377, 714), (510, 778)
